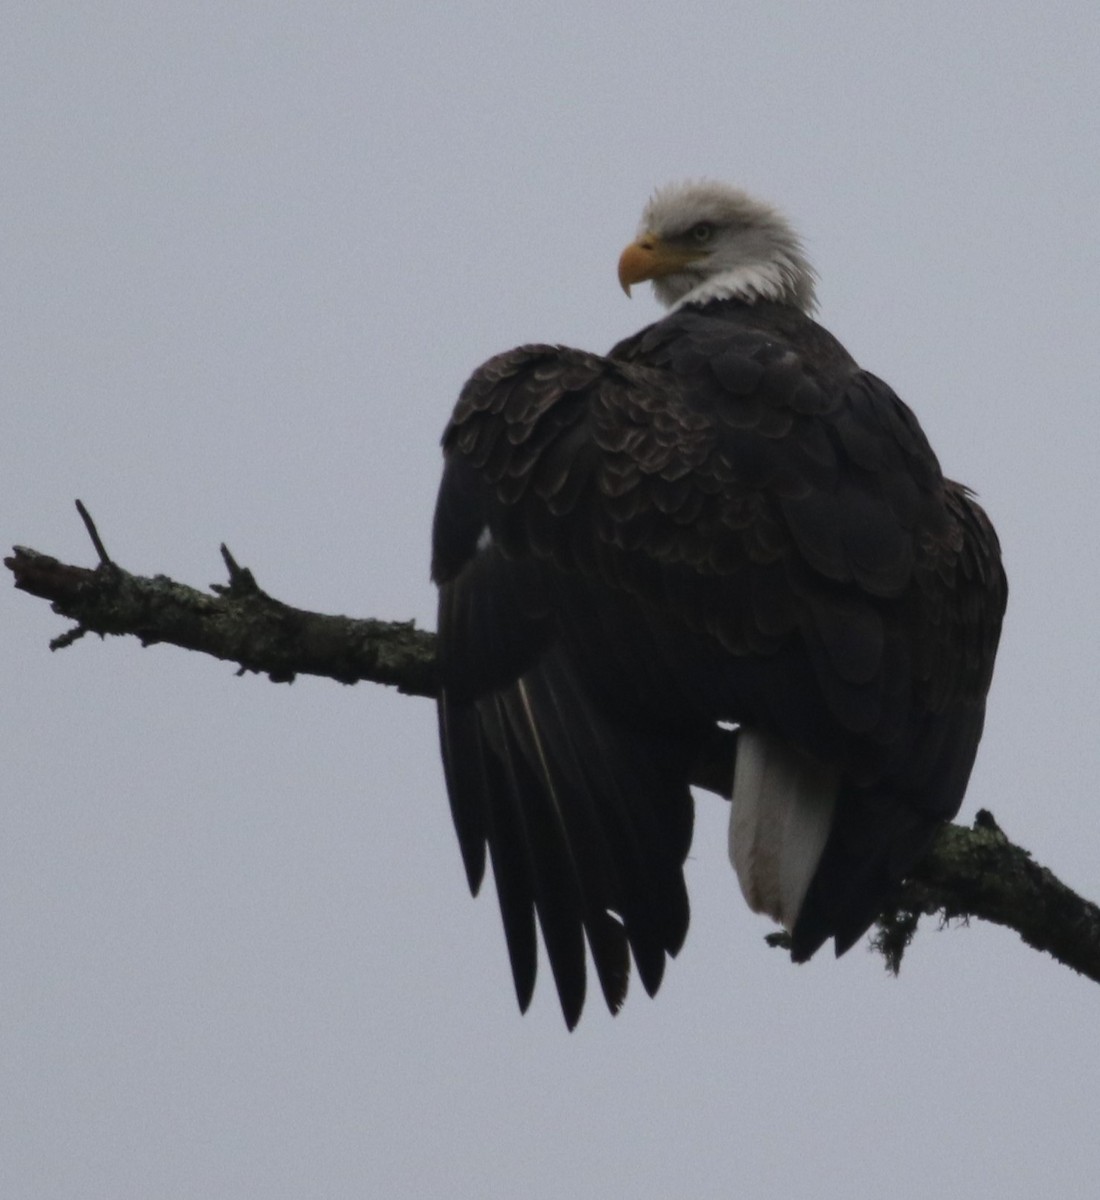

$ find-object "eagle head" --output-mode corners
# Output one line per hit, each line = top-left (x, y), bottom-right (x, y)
(618, 180), (817, 314)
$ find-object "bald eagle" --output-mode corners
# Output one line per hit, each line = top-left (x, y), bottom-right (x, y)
(432, 181), (1006, 1028)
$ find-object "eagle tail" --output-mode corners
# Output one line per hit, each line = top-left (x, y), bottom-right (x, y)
(728, 729), (838, 934)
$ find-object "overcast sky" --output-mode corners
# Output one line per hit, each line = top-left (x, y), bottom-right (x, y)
(4, 4), (1100, 1198)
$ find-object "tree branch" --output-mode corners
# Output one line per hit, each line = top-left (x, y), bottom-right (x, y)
(876, 812), (1100, 983)
(5, 543), (437, 697)
(8, 533), (1100, 987)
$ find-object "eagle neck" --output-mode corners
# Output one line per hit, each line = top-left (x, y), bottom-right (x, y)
(670, 259), (817, 316)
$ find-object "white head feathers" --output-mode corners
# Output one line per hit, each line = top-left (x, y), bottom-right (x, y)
(636, 180), (817, 314)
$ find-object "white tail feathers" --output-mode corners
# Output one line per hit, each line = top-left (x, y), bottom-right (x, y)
(728, 729), (838, 931)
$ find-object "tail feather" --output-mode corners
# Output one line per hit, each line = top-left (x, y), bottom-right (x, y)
(728, 729), (837, 932)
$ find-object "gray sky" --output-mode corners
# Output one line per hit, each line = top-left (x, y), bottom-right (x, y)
(4, 4), (1100, 1197)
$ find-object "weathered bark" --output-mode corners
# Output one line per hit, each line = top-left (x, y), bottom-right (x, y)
(6, 543), (437, 697)
(8, 529), (1100, 986)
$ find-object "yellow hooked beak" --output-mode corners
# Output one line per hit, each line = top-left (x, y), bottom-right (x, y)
(617, 234), (708, 296)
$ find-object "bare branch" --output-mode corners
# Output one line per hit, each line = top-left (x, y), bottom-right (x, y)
(5, 544), (437, 697)
(7, 536), (1100, 986)
(75, 499), (113, 565)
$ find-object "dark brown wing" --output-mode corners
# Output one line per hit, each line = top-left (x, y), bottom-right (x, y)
(790, 476), (1006, 958)
(433, 345), (700, 1027)
(433, 301), (1006, 1022)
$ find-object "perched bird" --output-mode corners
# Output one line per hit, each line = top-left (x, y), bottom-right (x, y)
(431, 181), (1006, 1029)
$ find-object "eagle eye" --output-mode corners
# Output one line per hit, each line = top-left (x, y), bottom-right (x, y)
(688, 221), (714, 244)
